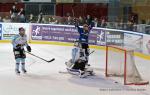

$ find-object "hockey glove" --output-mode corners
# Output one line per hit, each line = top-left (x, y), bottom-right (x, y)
(27, 46), (31, 52)
(15, 44), (22, 51)
(16, 44), (21, 48)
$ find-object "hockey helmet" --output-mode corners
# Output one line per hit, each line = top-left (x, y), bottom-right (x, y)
(74, 41), (82, 48)
(19, 27), (25, 31)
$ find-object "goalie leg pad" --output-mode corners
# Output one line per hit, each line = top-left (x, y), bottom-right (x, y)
(67, 68), (80, 75)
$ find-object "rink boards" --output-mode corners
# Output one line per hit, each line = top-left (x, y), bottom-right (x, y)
(0, 22), (150, 60)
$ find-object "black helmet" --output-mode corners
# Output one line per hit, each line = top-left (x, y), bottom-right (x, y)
(19, 27), (25, 31)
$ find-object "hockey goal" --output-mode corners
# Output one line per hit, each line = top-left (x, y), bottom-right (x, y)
(105, 45), (149, 85)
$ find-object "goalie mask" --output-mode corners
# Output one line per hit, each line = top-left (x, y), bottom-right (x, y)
(74, 41), (82, 48)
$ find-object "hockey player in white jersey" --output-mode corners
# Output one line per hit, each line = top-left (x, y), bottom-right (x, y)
(12, 27), (31, 74)
(65, 41), (94, 78)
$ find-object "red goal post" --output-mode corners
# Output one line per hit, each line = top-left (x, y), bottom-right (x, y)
(105, 45), (149, 85)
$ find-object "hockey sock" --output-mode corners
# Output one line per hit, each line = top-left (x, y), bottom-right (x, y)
(21, 63), (26, 73)
(15, 63), (20, 71)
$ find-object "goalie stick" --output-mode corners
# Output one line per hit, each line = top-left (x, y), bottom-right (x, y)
(58, 71), (68, 74)
(26, 51), (55, 63)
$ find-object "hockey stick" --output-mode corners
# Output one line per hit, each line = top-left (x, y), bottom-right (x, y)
(26, 51), (55, 63)
(89, 50), (95, 55)
(58, 71), (69, 74)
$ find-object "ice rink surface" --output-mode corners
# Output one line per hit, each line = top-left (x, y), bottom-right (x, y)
(0, 43), (150, 95)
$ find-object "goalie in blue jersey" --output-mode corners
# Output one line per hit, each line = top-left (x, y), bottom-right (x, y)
(65, 41), (94, 78)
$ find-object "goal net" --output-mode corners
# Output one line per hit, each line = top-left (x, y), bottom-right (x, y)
(105, 45), (149, 85)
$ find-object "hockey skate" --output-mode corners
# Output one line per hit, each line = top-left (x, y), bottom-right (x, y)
(79, 70), (86, 78)
(85, 65), (95, 76)
(79, 70), (91, 78)
(15, 69), (20, 75)
(79, 71), (95, 78)
(86, 70), (95, 76)
(22, 69), (27, 73)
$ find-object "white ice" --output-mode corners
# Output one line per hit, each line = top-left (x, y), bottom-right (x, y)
(0, 43), (150, 95)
